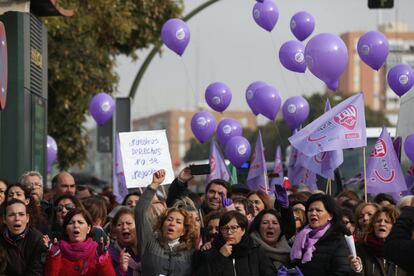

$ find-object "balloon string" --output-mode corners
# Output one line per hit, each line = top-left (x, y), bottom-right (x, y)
(302, 72), (328, 108)
(273, 121), (288, 162)
(303, 71), (322, 95)
(295, 74), (306, 95)
(268, 33), (289, 96)
(180, 58), (198, 110)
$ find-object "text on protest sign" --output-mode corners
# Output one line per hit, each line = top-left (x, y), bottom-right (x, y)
(119, 130), (174, 188)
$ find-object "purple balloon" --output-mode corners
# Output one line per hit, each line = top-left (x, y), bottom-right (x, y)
(89, 93), (115, 125)
(47, 135), (58, 173)
(245, 81), (267, 115)
(225, 136), (251, 168)
(305, 33), (348, 91)
(205, 82), (232, 112)
(252, 0), (279, 32)
(254, 85), (282, 120)
(217, 118), (243, 146)
(357, 31), (389, 71)
(191, 111), (216, 144)
(290, 11), (315, 41)
(161, 18), (190, 56)
(327, 80), (339, 91)
(279, 40), (306, 73)
(387, 63), (414, 97)
(282, 96), (310, 130)
(405, 133), (414, 162)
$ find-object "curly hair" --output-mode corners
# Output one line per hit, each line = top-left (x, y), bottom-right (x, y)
(365, 205), (400, 241)
(155, 207), (198, 250)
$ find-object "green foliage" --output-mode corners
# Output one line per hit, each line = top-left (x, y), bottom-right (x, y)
(44, 0), (183, 169)
(184, 91), (391, 162)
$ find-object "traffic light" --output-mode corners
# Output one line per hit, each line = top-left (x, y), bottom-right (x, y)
(368, 0), (394, 9)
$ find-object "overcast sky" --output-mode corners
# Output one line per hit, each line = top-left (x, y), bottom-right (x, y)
(114, 0), (414, 123)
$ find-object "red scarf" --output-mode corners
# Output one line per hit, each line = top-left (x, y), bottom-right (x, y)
(365, 234), (384, 258)
(59, 237), (98, 261)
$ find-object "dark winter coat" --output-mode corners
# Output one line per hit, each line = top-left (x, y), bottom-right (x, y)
(351, 242), (407, 276)
(0, 226), (47, 276)
(293, 226), (351, 276)
(194, 233), (275, 276)
(385, 206), (414, 274)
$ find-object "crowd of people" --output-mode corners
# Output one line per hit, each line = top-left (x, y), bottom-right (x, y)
(0, 167), (413, 276)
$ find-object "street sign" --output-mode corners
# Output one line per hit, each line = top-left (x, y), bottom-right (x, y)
(0, 21), (8, 110)
(368, 0), (394, 9)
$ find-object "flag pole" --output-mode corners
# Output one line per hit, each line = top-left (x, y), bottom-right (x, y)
(363, 147), (368, 203)
(326, 178), (332, 195)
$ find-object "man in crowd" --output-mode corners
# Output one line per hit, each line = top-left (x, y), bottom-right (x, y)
(51, 171), (76, 197)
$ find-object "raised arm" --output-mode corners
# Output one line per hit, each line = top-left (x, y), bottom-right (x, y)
(274, 185), (296, 239)
(135, 170), (166, 255)
(166, 166), (193, 207)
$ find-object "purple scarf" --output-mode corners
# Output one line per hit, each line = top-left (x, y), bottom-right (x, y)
(59, 237), (98, 261)
(290, 222), (331, 263)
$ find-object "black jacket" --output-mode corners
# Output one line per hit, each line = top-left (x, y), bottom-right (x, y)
(384, 206), (414, 274)
(293, 226), (351, 276)
(0, 226), (47, 276)
(351, 242), (407, 276)
(194, 234), (275, 276)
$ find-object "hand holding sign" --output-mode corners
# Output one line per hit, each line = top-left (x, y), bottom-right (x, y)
(151, 169), (166, 189)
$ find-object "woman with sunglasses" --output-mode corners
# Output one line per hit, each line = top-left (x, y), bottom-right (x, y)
(50, 193), (83, 240)
(195, 210), (275, 276)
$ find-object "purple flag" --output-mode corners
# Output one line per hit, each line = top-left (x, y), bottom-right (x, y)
(113, 135), (129, 204)
(403, 163), (414, 195)
(366, 127), (407, 195)
(287, 145), (317, 192)
(393, 136), (402, 162)
(270, 145), (284, 186)
(297, 99), (344, 179)
(247, 131), (270, 193)
(206, 139), (230, 183)
(289, 92), (366, 157)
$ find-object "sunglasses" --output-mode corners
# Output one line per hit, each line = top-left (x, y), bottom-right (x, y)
(55, 203), (75, 212)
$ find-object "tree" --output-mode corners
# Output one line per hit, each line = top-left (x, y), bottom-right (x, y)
(44, 0), (183, 169)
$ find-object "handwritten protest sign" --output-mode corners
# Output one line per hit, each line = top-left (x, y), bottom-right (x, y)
(119, 130), (174, 188)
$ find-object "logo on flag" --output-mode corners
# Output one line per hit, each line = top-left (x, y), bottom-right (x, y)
(367, 127), (407, 194)
(371, 139), (386, 158)
(334, 105), (357, 130)
(289, 93), (366, 157)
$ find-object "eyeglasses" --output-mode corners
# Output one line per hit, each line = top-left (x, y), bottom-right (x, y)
(220, 225), (241, 234)
(55, 203), (75, 212)
(27, 182), (43, 189)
